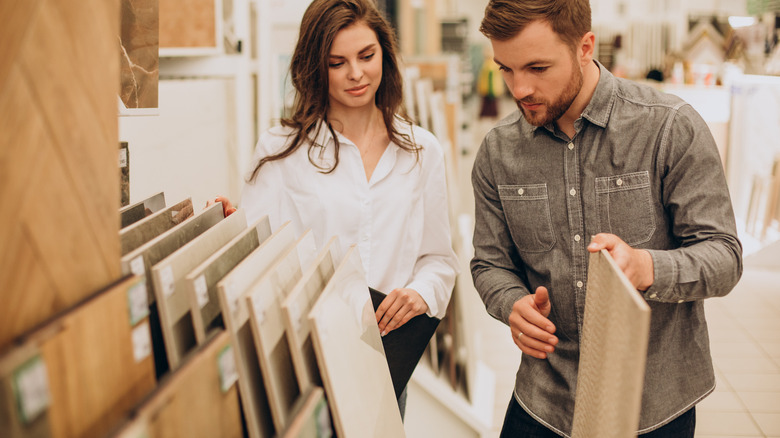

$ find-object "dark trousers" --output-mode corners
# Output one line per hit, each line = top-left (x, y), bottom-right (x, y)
(499, 395), (696, 438)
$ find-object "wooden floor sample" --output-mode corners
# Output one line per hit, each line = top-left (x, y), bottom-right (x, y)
(571, 249), (651, 438)
(150, 208), (247, 370)
(0, 0), (121, 352)
(217, 222), (296, 438)
(246, 230), (317, 431)
(281, 236), (340, 390)
(0, 275), (156, 438)
(110, 330), (243, 438)
(120, 198), (194, 256)
(280, 386), (333, 438)
(184, 216), (272, 344)
(308, 245), (405, 438)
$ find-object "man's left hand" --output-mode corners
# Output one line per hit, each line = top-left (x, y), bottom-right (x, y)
(587, 233), (654, 291)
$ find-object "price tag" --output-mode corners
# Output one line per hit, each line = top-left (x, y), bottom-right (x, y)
(130, 256), (145, 276)
(217, 345), (238, 393)
(132, 321), (152, 363)
(127, 279), (149, 325)
(12, 356), (50, 424)
(160, 265), (175, 298)
(194, 275), (209, 309)
(119, 148), (128, 168)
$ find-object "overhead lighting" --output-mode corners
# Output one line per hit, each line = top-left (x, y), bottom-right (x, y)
(728, 16), (757, 28)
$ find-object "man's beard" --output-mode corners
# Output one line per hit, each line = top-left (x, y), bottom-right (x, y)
(516, 63), (583, 127)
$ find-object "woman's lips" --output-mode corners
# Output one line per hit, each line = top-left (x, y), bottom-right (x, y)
(346, 85), (369, 96)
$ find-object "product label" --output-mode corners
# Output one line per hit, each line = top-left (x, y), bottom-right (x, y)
(160, 265), (175, 298)
(132, 321), (152, 363)
(130, 256), (145, 276)
(217, 345), (238, 393)
(12, 355), (50, 424)
(195, 275), (209, 309)
(119, 148), (128, 168)
(127, 279), (149, 325)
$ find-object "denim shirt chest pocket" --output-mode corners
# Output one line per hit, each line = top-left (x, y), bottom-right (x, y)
(498, 184), (556, 253)
(595, 171), (655, 246)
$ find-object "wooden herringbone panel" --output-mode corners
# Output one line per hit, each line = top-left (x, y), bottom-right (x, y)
(0, 0), (121, 350)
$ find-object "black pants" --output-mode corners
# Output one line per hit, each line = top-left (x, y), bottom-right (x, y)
(499, 395), (696, 438)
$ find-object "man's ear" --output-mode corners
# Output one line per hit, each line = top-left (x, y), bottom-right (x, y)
(579, 31), (596, 66)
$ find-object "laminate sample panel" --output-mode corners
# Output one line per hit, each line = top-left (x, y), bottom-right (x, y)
(281, 236), (340, 390)
(150, 209), (247, 370)
(109, 330), (243, 438)
(120, 192), (166, 228)
(0, 0), (121, 352)
(308, 246), (405, 438)
(571, 249), (651, 438)
(120, 198), (193, 256)
(185, 216), (272, 344)
(217, 222), (295, 438)
(0, 275), (155, 438)
(159, 0), (218, 48)
(246, 231), (317, 431)
(280, 386), (333, 438)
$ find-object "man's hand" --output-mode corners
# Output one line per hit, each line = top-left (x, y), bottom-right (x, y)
(375, 288), (429, 336)
(587, 233), (654, 291)
(509, 286), (558, 359)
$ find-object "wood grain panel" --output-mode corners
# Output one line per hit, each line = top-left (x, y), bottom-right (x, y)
(571, 250), (651, 438)
(159, 0), (217, 48)
(110, 330), (243, 438)
(0, 0), (120, 350)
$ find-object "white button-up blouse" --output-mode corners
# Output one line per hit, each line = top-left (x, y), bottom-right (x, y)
(240, 119), (458, 318)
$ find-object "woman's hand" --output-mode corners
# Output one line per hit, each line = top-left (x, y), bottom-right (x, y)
(205, 196), (237, 217)
(375, 288), (429, 336)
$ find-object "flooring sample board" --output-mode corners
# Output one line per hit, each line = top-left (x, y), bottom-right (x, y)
(109, 330), (243, 438)
(308, 245), (405, 438)
(0, 275), (156, 438)
(368, 287), (440, 400)
(120, 142), (130, 207)
(120, 198), (194, 256)
(120, 202), (223, 378)
(246, 230), (318, 431)
(120, 192), (166, 228)
(280, 386), (333, 438)
(0, 0), (121, 352)
(185, 216), (272, 344)
(281, 236), (340, 391)
(217, 222), (296, 438)
(150, 209), (248, 370)
(571, 249), (651, 438)
(0, 344), (52, 438)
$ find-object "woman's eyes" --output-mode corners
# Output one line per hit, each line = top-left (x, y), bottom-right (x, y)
(328, 53), (375, 68)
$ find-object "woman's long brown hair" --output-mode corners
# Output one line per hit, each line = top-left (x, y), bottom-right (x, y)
(247, 0), (418, 182)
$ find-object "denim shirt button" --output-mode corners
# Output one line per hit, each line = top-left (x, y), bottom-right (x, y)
(576, 281), (583, 288)
(568, 143), (574, 150)
(616, 178), (623, 186)
(650, 293), (658, 298)
(574, 234), (581, 242)
(517, 188), (524, 195)
(678, 299), (684, 303)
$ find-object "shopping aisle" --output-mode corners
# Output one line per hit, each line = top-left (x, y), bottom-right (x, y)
(455, 96), (780, 438)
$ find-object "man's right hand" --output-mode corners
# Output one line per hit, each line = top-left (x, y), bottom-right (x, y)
(508, 286), (558, 359)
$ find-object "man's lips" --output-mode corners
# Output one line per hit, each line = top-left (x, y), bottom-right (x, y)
(520, 101), (543, 111)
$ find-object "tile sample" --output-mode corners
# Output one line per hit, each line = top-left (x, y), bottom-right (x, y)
(217, 222), (296, 438)
(120, 191), (166, 228)
(0, 275), (156, 438)
(308, 245), (405, 438)
(109, 330), (243, 438)
(119, 0), (158, 109)
(280, 386), (333, 438)
(185, 216), (272, 343)
(150, 208), (247, 370)
(281, 236), (340, 390)
(571, 249), (651, 438)
(246, 230), (318, 431)
(120, 198), (193, 255)
(159, 0), (218, 49)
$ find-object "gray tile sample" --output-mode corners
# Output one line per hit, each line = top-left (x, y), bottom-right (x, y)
(120, 197), (191, 256)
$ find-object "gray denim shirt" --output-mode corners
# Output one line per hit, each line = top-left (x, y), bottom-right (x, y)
(471, 61), (743, 436)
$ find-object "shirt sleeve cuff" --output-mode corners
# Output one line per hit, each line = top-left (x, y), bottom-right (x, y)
(406, 281), (443, 319)
(643, 249), (676, 301)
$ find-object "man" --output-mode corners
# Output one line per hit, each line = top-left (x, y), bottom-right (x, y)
(470, 1), (743, 437)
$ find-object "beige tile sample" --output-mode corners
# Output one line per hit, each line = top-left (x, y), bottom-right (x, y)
(120, 198), (194, 256)
(571, 249), (651, 438)
(150, 208), (247, 370)
(246, 230), (318, 431)
(185, 216), (272, 343)
(217, 222), (296, 438)
(281, 236), (340, 390)
(280, 386), (333, 438)
(308, 245), (405, 438)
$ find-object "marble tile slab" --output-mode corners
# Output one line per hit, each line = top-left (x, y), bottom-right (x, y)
(246, 230), (317, 431)
(150, 208), (247, 370)
(571, 249), (651, 438)
(184, 216), (272, 344)
(119, 0), (158, 109)
(217, 222), (295, 438)
(308, 245), (405, 438)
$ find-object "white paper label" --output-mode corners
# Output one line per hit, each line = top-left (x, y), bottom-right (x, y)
(132, 322), (152, 363)
(130, 256), (145, 276)
(127, 279), (149, 325)
(251, 292), (268, 326)
(195, 275), (209, 309)
(160, 265), (175, 298)
(13, 356), (50, 424)
(289, 301), (302, 333)
(119, 148), (128, 168)
(217, 345), (238, 393)
(226, 283), (240, 321)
